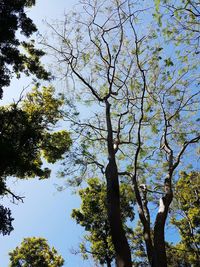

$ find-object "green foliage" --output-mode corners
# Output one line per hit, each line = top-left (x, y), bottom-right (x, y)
(0, 205), (14, 236)
(165, 242), (193, 267)
(0, 86), (71, 235)
(155, 0), (200, 50)
(9, 237), (64, 267)
(0, 0), (50, 98)
(0, 86), (71, 179)
(129, 223), (149, 266)
(42, 131), (72, 164)
(71, 178), (135, 265)
(169, 172), (200, 266)
(22, 85), (64, 125)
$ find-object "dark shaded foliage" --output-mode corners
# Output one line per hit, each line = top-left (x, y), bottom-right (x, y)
(0, 0), (50, 98)
(0, 205), (14, 235)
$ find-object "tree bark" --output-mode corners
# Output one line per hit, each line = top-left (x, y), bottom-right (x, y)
(105, 100), (132, 267)
(105, 159), (132, 267)
(152, 179), (173, 267)
(106, 259), (112, 267)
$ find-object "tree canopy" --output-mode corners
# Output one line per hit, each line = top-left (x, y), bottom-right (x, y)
(43, 0), (200, 266)
(168, 171), (200, 266)
(0, 85), (71, 180)
(155, 0), (200, 50)
(0, 205), (14, 236)
(0, 85), (71, 235)
(0, 0), (50, 99)
(9, 237), (64, 267)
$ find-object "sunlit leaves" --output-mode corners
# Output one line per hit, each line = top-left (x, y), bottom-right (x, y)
(22, 85), (64, 125)
(0, 85), (71, 180)
(9, 237), (64, 267)
(170, 172), (200, 266)
(42, 131), (72, 164)
(155, 0), (200, 51)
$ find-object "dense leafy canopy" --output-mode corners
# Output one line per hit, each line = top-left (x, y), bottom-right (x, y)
(0, 85), (71, 235)
(0, 0), (50, 99)
(9, 237), (64, 267)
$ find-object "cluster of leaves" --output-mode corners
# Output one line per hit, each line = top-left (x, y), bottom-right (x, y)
(0, 0), (50, 98)
(155, 0), (200, 50)
(71, 178), (135, 266)
(0, 85), (71, 180)
(0, 85), (71, 235)
(9, 237), (64, 267)
(169, 171), (200, 266)
(0, 205), (14, 236)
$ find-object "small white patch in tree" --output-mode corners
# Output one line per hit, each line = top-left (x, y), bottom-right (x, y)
(137, 205), (143, 215)
(113, 143), (118, 150)
(144, 233), (149, 240)
(158, 198), (165, 213)
(139, 184), (147, 191)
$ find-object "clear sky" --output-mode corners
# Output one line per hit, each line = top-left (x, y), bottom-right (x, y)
(0, 1), (94, 266)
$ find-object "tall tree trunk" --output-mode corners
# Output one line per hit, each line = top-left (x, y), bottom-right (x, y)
(152, 178), (173, 267)
(105, 159), (132, 267)
(105, 101), (132, 267)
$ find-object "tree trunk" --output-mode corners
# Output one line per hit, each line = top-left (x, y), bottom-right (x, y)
(105, 100), (132, 267)
(152, 178), (173, 267)
(105, 159), (132, 267)
(106, 260), (112, 267)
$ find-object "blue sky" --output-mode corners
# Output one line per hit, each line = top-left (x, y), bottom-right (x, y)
(0, 1), (94, 266)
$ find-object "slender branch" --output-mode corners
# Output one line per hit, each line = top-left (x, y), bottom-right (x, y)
(5, 188), (25, 204)
(172, 135), (200, 171)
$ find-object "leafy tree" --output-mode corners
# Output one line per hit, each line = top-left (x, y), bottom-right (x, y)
(9, 237), (64, 267)
(169, 171), (200, 266)
(0, 0), (50, 99)
(0, 85), (71, 180)
(0, 85), (71, 234)
(71, 178), (135, 267)
(129, 223), (149, 267)
(45, 0), (200, 266)
(0, 0), (66, 237)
